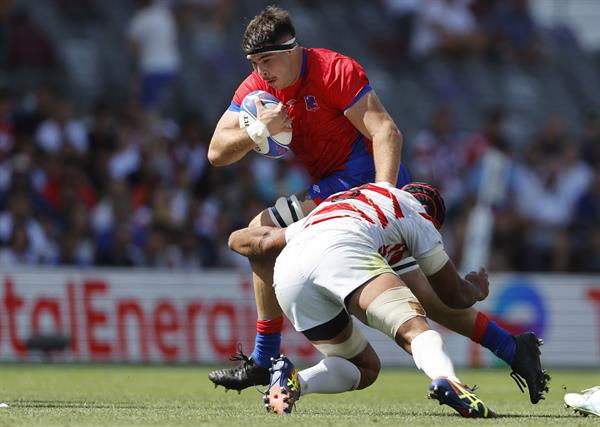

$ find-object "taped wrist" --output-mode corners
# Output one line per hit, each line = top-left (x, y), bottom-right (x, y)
(245, 120), (270, 146)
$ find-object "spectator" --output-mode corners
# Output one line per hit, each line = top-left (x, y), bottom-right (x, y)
(511, 140), (591, 271)
(571, 163), (600, 271)
(581, 109), (600, 167)
(488, 0), (544, 62)
(0, 88), (14, 156)
(35, 98), (89, 156)
(0, 190), (50, 262)
(0, 223), (37, 265)
(411, 0), (485, 58)
(127, 0), (180, 112)
(411, 105), (469, 214)
(6, 9), (56, 70)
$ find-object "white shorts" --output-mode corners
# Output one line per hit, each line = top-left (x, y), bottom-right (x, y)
(273, 228), (394, 332)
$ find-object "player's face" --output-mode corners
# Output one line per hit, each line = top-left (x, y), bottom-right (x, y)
(247, 51), (296, 90)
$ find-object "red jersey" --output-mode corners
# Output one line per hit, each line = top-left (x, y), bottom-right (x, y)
(229, 48), (372, 181)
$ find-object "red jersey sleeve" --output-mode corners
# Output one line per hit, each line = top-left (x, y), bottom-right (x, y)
(324, 56), (371, 112)
(228, 73), (269, 112)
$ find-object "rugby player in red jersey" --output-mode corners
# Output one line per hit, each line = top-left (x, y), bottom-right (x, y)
(207, 6), (548, 404)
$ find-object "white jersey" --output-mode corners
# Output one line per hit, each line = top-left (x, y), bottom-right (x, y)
(285, 182), (445, 274)
(275, 182), (448, 332)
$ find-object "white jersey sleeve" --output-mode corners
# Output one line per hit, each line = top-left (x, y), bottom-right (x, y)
(284, 217), (308, 243)
(400, 212), (447, 274)
(416, 246), (449, 275)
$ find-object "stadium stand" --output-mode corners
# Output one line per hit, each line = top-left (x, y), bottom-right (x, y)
(0, 0), (598, 272)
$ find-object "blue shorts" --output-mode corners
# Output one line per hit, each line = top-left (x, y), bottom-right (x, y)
(308, 136), (411, 203)
(141, 71), (177, 107)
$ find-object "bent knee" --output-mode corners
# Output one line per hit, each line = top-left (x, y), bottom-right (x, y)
(349, 343), (381, 390)
(356, 355), (380, 390)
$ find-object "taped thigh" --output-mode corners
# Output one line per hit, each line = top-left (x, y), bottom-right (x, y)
(366, 286), (426, 340)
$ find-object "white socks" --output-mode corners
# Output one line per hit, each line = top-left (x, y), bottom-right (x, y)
(298, 330), (458, 396)
(298, 357), (361, 395)
(411, 329), (460, 382)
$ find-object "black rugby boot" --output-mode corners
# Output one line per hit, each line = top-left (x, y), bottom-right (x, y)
(208, 347), (270, 392)
(510, 332), (550, 404)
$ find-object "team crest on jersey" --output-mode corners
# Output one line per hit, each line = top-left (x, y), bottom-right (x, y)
(304, 95), (319, 111)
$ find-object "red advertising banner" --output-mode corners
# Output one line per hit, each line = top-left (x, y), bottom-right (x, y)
(0, 269), (599, 367)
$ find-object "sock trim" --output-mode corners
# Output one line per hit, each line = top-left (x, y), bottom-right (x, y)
(256, 316), (284, 334)
(471, 311), (490, 343)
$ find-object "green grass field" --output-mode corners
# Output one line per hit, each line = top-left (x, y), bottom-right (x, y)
(0, 364), (596, 426)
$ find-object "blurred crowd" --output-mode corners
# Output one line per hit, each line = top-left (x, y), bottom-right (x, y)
(0, 0), (598, 272)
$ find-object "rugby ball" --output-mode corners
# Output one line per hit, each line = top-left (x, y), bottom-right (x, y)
(239, 90), (292, 159)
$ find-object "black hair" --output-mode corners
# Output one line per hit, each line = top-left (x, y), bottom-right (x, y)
(242, 6), (296, 54)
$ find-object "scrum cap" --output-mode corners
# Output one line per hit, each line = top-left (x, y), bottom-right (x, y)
(401, 182), (446, 229)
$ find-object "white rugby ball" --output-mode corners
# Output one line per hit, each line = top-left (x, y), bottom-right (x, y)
(239, 90), (292, 159)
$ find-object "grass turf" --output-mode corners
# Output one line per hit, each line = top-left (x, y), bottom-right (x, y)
(0, 364), (595, 426)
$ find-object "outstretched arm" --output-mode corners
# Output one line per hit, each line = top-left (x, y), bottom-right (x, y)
(228, 226), (287, 259)
(426, 258), (489, 309)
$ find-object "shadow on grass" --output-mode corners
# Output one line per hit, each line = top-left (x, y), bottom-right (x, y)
(12, 400), (158, 409)
(317, 408), (584, 420)
(416, 410), (583, 419)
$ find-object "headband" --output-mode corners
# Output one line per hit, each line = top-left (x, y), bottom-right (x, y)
(245, 37), (298, 55)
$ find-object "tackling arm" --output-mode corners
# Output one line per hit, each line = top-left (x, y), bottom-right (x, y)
(345, 90), (403, 184)
(425, 258), (490, 309)
(228, 226), (287, 259)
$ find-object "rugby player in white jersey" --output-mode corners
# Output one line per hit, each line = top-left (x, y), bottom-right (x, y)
(228, 182), (496, 417)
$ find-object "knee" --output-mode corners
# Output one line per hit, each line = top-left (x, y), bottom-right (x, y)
(356, 354), (380, 390)
(394, 316), (430, 352)
(350, 343), (381, 390)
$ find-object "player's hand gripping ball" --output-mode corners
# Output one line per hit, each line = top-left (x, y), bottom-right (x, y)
(239, 90), (292, 159)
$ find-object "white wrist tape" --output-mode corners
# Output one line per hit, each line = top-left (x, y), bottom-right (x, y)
(246, 120), (270, 146)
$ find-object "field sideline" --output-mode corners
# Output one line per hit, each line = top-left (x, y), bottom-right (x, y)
(0, 364), (595, 426)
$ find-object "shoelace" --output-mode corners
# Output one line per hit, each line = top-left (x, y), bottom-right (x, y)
(510, 371), (527, 393)
(229, 344), (251, 365)
(227, 345), (270, 395)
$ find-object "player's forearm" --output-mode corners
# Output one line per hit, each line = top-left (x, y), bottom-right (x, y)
(228, 226), (286, 258)
(427, 262), (481, 309)
(455, 278), (485, 308)
(207, 128), (255, 166)
(372, 122), (403, 184)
